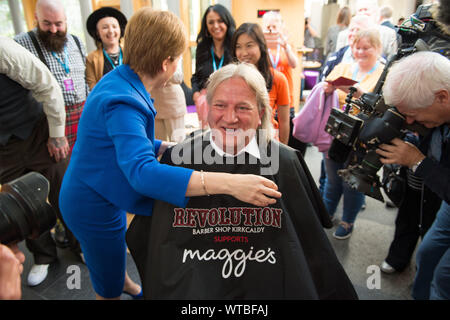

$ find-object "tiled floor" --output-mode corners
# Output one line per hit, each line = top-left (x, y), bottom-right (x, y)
(19, 242), (140, 300)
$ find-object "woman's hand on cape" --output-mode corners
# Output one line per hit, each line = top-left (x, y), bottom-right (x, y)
(228, 174), (282, 207)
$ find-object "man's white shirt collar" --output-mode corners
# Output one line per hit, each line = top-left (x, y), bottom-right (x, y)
(209, 131), (261, 159)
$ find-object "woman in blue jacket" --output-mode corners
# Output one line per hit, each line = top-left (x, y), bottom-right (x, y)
(59, 9), (281, 300)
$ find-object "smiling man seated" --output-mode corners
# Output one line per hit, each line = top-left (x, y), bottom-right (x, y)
(126, 63), (357, 300)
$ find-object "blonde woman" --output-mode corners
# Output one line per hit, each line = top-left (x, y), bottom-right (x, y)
(322, 29), (384, 240)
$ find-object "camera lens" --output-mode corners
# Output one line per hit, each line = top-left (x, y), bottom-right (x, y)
(0, 172), (56, 245)
(360, 151), (383, 176)
(328, 139), (353, 163)
(338, 151), (385, 202)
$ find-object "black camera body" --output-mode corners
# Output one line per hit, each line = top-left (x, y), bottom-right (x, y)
(324, 3), (448, 203)
(326, 108), (364, 148)
(0, 172), (56, 245)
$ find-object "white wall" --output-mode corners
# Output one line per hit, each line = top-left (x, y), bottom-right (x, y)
(306, 0), (419, 48)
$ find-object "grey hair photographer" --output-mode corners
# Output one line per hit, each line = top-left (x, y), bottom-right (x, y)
(377, 51), (450, 300)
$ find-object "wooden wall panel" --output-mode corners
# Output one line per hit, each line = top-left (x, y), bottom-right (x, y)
(21, 0), (38, 30)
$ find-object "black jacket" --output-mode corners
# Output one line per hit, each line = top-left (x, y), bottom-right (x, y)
(190, 45), (233, 94)
(416, 125), (450, 203)
(0, 74), (43, 146)
(126, 133), (357, 300)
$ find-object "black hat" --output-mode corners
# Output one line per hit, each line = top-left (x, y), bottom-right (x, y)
(86, 7), (127, 42)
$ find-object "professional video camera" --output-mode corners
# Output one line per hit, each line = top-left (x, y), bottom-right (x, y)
(324, 3), (449, 203)
(0, 172), (56, 245)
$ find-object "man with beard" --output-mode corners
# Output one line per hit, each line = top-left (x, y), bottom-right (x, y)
(14, 0), (85, 286)
(15, 0), (89, 153)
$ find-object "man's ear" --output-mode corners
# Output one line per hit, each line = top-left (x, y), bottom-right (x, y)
(436, 89), (449, 105)
(258, 108), (264, 126)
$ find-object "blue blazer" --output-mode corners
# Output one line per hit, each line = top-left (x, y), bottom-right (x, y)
(64, 64), (193, 215)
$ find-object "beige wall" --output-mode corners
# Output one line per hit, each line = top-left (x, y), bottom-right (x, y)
(232, 0), (305, 111)
(314, 0), (418, 50)
(348, 0), (417, 24)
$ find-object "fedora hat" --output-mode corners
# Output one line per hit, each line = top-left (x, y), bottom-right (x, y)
(86, 7), (127, 42)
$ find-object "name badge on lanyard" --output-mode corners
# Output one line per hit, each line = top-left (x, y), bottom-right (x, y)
(63, 78), (74, 91)
(211, 46), (224, 72)
(103, 47), (123, 69)
(351, 61), (380, 82)
(52, 46), (74, 92)
(268, 44), (281, 69)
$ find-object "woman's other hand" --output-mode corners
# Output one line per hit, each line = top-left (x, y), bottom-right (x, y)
(229, 174), (282, 207)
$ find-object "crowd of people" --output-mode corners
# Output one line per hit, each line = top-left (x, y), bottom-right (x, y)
(298, 0), (450, 300)
(0, 0), (449, 301)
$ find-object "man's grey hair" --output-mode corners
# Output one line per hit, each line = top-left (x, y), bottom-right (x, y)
(349, 14), (375, 29)
(206, 62), (273, 142)
(379, 5), (393, 19)
(355, 0), (379, 14)
(383, 51), (450, 109)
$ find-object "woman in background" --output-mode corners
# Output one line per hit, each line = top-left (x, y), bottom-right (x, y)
(152, 57), (187, 143)
(231, 23), (291, 144)
(85, 7), (127, 90)
(191, 4), (236, 129)
(262, 11), (307, 154)
(324, 6), (351, 58)
(322, 29), (385, 240)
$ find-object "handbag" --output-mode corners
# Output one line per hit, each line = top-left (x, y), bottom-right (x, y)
(292, 83), (335, 152)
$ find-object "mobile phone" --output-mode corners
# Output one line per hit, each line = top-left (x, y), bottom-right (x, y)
(263, 31), (279, 49)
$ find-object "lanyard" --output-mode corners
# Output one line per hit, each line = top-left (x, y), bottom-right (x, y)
(211, 46), (224, 71)
(268, 44), (281, 69)
(103, 47), (123, 69)
(52, 46), (70, 74)
(352, 61), (379, 82)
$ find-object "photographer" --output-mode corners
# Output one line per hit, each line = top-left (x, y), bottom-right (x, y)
(377, 51), (450, 299)
(0, 36), (80, 287)
(0, 244), (25, 300)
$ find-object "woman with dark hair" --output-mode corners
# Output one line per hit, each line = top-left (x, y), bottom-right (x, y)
(191, 4), (236, 128)
(231, 23), (290, 144)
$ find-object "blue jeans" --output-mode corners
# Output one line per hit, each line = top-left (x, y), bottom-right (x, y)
(412, 201), (450, 300)
(319, 158), (326, 196)
(322, 156), (365, 224)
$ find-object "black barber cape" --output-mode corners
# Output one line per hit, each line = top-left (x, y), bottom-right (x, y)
(126, 132), (357, 300)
